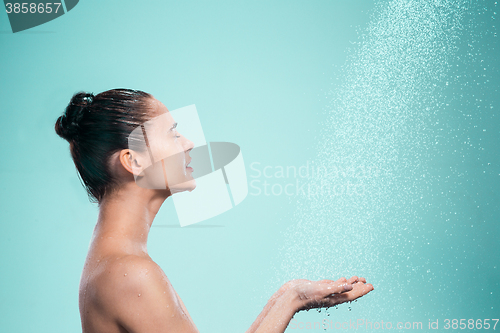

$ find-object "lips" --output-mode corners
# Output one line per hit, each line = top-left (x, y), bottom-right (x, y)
(186, 159), (191, 168)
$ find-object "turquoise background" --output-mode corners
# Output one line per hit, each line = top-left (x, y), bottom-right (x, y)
(0, 1), (498, 332)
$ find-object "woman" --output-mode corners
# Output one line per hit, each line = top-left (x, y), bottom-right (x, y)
(55, 88), (374, 333)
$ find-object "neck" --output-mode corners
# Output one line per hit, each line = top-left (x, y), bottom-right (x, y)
(90, 182), (170, 258)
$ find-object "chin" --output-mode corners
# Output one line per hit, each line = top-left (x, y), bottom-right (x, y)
(186, 179), (197, 192)
(170, 179), (197, 194)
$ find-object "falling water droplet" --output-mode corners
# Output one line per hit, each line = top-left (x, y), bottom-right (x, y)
(272, 1), (479, 323)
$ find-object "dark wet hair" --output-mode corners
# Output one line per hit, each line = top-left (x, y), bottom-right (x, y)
(55, 88), (153, 203)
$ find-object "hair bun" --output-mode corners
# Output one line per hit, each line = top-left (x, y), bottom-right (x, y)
(55, 92), (94, 141)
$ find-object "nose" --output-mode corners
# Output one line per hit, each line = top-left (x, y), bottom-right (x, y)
(181, 133), (194, 152)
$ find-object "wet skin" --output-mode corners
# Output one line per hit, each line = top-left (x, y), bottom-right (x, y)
(78, 97), (374, 333)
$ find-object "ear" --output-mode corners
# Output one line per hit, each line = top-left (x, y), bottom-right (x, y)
(119, 149), (145, 177)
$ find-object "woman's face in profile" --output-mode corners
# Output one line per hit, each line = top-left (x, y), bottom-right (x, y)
(131, 98), (196, 194)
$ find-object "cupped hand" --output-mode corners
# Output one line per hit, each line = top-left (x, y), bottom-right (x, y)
(291, 276), (374, 312)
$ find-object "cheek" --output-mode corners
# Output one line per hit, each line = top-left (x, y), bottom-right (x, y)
(150, 139), (178, 162)
(161, 145), (186, 176)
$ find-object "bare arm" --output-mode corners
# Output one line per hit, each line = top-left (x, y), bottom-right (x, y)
(103, 256), (372, 333)
(245, 279), (309, 333)
(250, 288), (301, 333)
(247, 276), (374, 333)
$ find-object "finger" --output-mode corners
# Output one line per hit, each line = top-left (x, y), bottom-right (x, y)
(353, 281), (372, 293)
(347, 276), (359, 284)
(335, 277), (347, 283)
(322, 280), (353, 296)
(351, 276), (366, 284)
(326, 283), (374, 305)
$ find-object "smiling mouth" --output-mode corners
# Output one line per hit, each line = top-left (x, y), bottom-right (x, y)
(186, 157), (193, 170)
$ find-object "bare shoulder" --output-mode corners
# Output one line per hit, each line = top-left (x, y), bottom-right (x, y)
(97, 255), (166, 284)
(91, 255), (198, 333)
(95, 255), (169, 298)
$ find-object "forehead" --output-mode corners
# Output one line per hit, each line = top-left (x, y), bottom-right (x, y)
(149, 98), (175, 127)
(149, 97), (169, 115)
